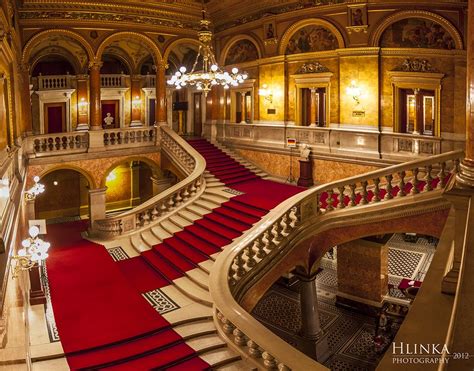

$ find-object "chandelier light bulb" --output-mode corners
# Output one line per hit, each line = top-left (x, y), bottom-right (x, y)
(33, 176), (40, 183)
(22, 239), (31, 248)
(29, 225), (40, 238)
(211, 64), (218, 72)
(179, 66), (187, 73)
(232, 67), (238, 74)
(224, 84), (229, 89)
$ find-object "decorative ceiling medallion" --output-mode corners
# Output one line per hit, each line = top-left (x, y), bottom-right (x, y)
(393, 58), (439, 73)
(296, 61), (329, 74)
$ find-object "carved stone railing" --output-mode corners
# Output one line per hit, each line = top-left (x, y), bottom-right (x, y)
(103, 127), (155, 148)
(91, 125), (205, 238)
(210, 150), (463, 370)
(36, 74), (73, 90)
(101, 74), (126, 88)
(26, 132), (89, 156)
(145, 74), (156, 88)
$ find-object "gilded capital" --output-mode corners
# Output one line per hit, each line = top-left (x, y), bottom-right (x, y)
(88, 61), (103, 70)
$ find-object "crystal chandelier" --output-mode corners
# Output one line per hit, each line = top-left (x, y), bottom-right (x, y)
(25, 176), (45, 200)
(167, 6), (248, 96)
(12, 225), (51, 278)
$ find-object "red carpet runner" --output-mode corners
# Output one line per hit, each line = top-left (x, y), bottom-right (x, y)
(46, 139), (303, 370)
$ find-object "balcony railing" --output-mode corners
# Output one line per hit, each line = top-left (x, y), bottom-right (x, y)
(209, 150), (464, 370)
(101, 74), (126, 88)
(36, 74), (73, 90)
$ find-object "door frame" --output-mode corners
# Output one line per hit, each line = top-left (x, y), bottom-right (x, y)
(44, 102), (67, 133)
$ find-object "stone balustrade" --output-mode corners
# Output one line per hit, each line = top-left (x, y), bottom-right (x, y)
(100, 74), (126, 88)
(26, 132), (89, 156)
(91, 125), (205, 238)
(209, 149), (463, 370)
(36, 74), (73, 90)
(103, 127), (155, 148)
(209, 122), (465, 161)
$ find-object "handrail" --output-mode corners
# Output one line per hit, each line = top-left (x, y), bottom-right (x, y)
(209, 150), (463, 370)
(91, 125), (206, 238)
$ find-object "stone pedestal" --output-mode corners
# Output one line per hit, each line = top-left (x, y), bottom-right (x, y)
(336, 239), (388, 312)
(87, 130), (105, 152)
(151, 175), (173, 195)
(88, 187), (107, 233)
(297, 159), (314, 187)
(89, 62), (102, 130)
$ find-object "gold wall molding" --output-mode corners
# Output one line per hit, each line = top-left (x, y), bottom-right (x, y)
(380, 48), (466, 57)
(369, 9), (464, 50)
(278, 18), (346, 55)
(162, 37), (203, 64)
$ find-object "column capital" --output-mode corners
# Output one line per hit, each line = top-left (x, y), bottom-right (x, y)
(153, 62), (168, 72)
(88, 61), (103, 71)
(88, 187), (107, 195)
(18, 63), (30, 73)
(76, 74), (89, 80)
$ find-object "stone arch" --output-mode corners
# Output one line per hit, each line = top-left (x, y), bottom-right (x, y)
(38, 165), (96, 189)
(370, 10), (463, 50)
(100, 156), (161, 187)
(278, 18), (345, 55)
(162, 38), (204, 64)
(95, 32), (162, 65)
(101, 49), (134, 75)
(30, 47), (82, 75)
(22, 29), (95, 66)
(220, 35), (263, 66)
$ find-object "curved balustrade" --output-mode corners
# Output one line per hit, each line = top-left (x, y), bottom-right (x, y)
(30, 132), (88, 155)
(92, 125), (206, 239)
(210, 150), (463, 370)
(103, 127), (155, 147)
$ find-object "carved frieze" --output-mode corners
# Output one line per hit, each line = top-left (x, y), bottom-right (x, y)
(295, 61), (329, 74)
(393, 58), (439, 73)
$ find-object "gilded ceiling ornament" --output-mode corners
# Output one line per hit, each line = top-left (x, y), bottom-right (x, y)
(296, 62), (329, 74)
(393, 58), (438, 73)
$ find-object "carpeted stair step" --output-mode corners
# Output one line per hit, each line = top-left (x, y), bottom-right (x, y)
(116, 257), (169, 293)
(66, 328), (181, 370)
(231, 197), (268, 214)
(186, 225), (232, 248)
(225, 174), (261, 185)
(155, 244), (198, 272)
(216, 172), (257, 183)
(206, 161), (244, 171)
(203, 212), (251, 233)
(101, 343), (206, 370)
(212, 166), (252, 178)
(141, 250), (182, 282)
(174, 230), (221, 256)
(214, 205), (260, 225)
(195, 219), (241, 240)
(164, 237), (210, 263)
(225, 200), (267, 218)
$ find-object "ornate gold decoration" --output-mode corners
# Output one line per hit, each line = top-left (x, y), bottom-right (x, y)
(393, 58), (439, 73)
(295, 61), (329, 74)
(219, 35), (263, 66)
(346, 25), (368, 35)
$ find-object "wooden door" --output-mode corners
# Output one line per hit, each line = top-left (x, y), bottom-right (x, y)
(44, 103), (66, 133)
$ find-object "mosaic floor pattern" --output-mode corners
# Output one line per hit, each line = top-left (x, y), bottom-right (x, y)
(142, 288), (180, 315)
(107, 246), (130, 262)
(40, 265), (60, 343)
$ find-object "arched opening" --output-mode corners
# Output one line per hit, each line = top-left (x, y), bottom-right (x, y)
(35, 169), (90, 221)
(101, 54), (130, 75)
(104, 160), (155, 212)
(32, 55), (76, 77)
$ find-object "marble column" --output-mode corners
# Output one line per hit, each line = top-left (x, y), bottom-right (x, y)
(89, 61), (102, 130)
(295, 270), (330, 363)
(310, 88), (318, 127)
(155, 62), (167, 126)
(240, 92), (246, 124)
(131, 75), (143, 127)
(412, 88), (420, 134)
(19, 63), (33, 134)
(76, 74), (89, 131)
(88, 187), (107, 232)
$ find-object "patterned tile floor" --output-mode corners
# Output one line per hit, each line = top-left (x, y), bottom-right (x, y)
(40, 265), (60, 343)
(252, 233), (437, 370)
(142, 288), (180, 315)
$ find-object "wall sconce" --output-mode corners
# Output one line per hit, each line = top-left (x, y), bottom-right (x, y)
(12, 225), (51, 279)
(78, 97), (88, 115)
(25, 176), (45, 201)
(106, 170), (116, 182)
(346, 80), (362, 105)
(132, 95), (141, 109)
(259, 84), (273, 104)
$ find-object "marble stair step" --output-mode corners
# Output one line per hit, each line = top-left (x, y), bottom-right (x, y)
(207, 181), (226, 188)
(201, 192), (229, 204)
(163, 302), (213, 325)
(160, 219), (182, 235)
(141, 229), (161, 247)
(130, 234), (149, 253)
(173, 319), (216, 339)
(194, 199), (220, 211)
(185, 204), (211, 217)
(178, 209), (203, 223)
(213, 359), (255, 371)
(201, 348), (243, 369)
(173, 276), (212, 306)
(186, 333), (226, 353)
(204, 187), (235, 199)
(151, 224), (173, 241)
(198, 259), (215, 273)
(186, 267), (210, 290)
(169, 214), (193, 229)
